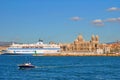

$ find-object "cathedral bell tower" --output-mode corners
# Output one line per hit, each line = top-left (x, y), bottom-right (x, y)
(91, 35), (99, 43)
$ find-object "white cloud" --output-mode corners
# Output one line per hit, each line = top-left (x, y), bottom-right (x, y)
(70, 16), (81, 21)
(105, 18), (117, 22)
(105, 17), (120, 22)
(117, 17), (120, 22)
(107, 7), (120, 11)
(92, 19), (104, 26)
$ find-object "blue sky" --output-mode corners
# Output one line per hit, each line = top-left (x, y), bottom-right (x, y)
(0, 0), (120, 43)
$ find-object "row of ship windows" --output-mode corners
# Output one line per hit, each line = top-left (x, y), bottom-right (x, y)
(11, 46), (59, 48)
(22, 47), (43, 48)
(8, 48), (60, 50)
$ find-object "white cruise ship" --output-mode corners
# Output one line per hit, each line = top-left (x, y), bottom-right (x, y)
(2, 40), (60, 55)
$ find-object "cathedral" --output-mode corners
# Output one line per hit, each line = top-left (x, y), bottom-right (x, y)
(61, 35), (99, 52)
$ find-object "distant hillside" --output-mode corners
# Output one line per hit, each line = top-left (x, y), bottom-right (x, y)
(107, 41), (120, 44)
(0, 42), (12, 46)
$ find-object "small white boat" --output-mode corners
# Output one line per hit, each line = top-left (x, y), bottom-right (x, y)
(18, 63), (35, 69)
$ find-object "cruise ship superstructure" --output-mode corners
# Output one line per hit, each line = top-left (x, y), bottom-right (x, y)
(3, 40), (60, 55)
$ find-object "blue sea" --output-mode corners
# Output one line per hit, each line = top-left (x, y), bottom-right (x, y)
(0, 56), (120, 80)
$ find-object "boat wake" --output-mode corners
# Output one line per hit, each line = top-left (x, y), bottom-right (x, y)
(35, 64), (82, 69)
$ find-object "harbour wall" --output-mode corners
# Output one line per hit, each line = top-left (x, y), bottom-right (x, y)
(43, 52), (120, 56)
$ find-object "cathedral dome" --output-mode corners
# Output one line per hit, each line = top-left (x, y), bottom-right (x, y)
(77, 35), (83, 41)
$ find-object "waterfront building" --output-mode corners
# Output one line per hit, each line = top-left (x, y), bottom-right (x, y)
(61, 35), (103, 53)
(107, 41), (120, 53)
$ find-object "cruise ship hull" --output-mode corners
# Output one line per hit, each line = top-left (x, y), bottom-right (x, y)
(1, 40), (60, 55)
(2, 48), (60, 55)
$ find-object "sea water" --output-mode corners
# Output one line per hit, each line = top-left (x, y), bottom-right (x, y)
(0, 56), (120, 80)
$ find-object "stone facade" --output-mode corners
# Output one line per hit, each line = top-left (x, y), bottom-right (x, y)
(61, 35), (100, 52)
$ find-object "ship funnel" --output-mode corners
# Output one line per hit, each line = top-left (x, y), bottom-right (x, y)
(37, 39), (43, 44)
(39, 39), (43, 42)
